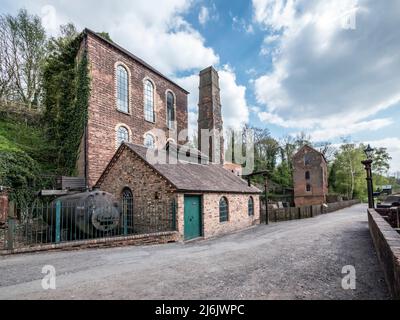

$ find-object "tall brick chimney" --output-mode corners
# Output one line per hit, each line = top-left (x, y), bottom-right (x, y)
(198, 66), (224, 164)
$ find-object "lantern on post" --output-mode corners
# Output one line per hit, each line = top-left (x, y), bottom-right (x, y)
(361, 144), (375, 209)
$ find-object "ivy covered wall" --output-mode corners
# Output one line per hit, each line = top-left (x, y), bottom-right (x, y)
(43, 32), (91, 177)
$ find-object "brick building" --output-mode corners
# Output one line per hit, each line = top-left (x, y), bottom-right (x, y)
(77, 29), (261, 240)
(293, 145), (329, 207)
(76, 29), (189, 186)
(96, 143), (260, 241)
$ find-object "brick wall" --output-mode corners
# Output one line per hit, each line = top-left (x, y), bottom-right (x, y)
(368, 209), (400, 299)
(200, 193), (260, 239)
(96, 148), (176, 234)
(1, 231), (179, 256)
(0, 191), (8, 225)
(293, 146), (328, 207)
(80, 33), (188, 186)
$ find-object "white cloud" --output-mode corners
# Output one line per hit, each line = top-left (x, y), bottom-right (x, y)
(8, 0), (219, 76)
(198, 6), (209, 25)
(366, 138), (400, 173)
(309, 118), (393, 141)
(252, 0), (400, 140)
(175, 65), (250, 138)
(232, 15), (254, 34)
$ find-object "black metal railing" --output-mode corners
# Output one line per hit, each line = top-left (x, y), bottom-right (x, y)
(1, 197), (177, 250)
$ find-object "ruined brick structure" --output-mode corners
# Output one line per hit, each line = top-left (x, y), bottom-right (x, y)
(76, 29), (189, 186)
(0, 189), (8, 225)
(198, 66), (224, 165)
(293, 145), (328, 207)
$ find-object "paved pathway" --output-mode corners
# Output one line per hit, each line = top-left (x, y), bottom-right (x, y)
(0, 204), (389, 300)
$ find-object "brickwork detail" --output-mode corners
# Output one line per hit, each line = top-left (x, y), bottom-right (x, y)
(293, 145), (328, 206)
(200, 193), (260, 239)
(78, 33), (188, 186)
(198, 67), (224, 164)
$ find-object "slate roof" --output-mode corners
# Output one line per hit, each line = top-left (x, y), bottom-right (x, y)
(97, 143), (261, 194)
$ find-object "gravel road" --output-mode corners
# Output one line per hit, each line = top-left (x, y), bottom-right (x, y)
(0, 204), (390, 300)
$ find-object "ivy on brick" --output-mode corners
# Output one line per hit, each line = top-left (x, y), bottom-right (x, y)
(43, 32), (91, 176)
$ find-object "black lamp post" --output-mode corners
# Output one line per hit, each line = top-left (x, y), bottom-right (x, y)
(361, 144), (375, 209)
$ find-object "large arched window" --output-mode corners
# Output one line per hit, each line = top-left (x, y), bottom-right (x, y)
(248, 196), (254, 217)
(144, 133), (155, 149)
(144, 80), (155, 122)
(117, 65), (129, 113)
(166, 91), (175, 129)
(219, 197), (229, 223)
(117, 126), (129, 147)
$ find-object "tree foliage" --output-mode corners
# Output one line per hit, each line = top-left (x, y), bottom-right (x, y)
(0, 9), (47, 107)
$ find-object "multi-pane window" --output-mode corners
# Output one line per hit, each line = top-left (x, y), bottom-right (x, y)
(117, 65), (129, 113)
(248, 197), (254, 217)
(167, 91), (175, 129)
(219, 197), (229, 222)
(144, 80), (155, 122)
(117, 126), (129, 147)
(144, 133), (155, 149)
(306, 184), (312, 192)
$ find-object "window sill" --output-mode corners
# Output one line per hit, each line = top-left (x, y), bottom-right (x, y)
(116, 109), (131, 116)
(145, 119), (156, 124)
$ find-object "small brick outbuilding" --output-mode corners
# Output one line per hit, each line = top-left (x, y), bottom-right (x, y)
(96, 142), (261, 241)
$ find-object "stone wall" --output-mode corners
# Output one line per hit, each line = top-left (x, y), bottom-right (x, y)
(368, 209), (400, 299)
(96, 148), (177, 234)
(80, 32), (188, 186)
(200, 193), (260, 239)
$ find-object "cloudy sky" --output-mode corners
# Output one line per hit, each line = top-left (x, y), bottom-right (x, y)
(2, 0), (400, 172)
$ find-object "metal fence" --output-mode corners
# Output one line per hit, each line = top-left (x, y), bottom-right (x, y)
(1, 197), (176, 250)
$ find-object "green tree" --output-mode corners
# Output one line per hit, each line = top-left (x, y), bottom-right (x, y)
(372, 147), (392, 188)
(330, 143), (367, 200)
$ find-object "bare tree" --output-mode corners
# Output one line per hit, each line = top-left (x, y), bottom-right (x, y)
(2, 9), (47, 108)
(0, 16), (15, 101)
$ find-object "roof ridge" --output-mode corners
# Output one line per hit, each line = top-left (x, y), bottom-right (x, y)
(83, 28), (189, 94)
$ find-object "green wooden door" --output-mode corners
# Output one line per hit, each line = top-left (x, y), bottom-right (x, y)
(184, 196), (202, 240)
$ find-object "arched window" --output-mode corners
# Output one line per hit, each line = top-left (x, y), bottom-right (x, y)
(144, 133), (155, 149)
(116, 65), (129, 113)
(305, 171), (311, 180)
(306, 184), (312, 192)
(248, 196), (254, 217)
(144, 80), (155, 122)
(219, 197), (229, 222)
(167, 91), (175, 129)
(117, 126), (129, 147)
(122, 188), (133, 232)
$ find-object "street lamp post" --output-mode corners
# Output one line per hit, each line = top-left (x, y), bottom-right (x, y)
(361, 144), (375, 209)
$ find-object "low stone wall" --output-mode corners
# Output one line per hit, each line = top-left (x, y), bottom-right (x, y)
(0, 231), (179, 256)
(368, 209), (400, 299)
(267, 200), (360, 223)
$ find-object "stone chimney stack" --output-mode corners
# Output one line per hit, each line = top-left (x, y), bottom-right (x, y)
(198, 66), (224, 164)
